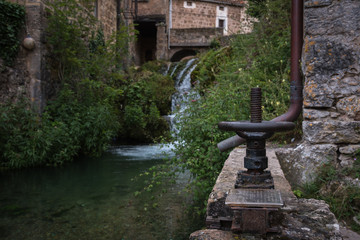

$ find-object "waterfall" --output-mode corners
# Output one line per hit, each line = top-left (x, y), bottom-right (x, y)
(167, 58), (198, 134)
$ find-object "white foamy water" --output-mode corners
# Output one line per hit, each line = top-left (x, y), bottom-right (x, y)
(108, 144), (175, 160)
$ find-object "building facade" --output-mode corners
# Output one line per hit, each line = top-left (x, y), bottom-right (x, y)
(1, 0), (250, 110)
(127, 0), (251, 64)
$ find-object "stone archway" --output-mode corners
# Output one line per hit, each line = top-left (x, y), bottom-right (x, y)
(170, 49), (197, 62)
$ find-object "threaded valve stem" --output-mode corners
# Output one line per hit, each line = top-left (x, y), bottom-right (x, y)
(250, 87), (262, 123)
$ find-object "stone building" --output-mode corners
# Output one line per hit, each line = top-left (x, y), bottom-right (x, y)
(1, 0), (123, 111)
(2, 0), (249, 111)
(129, 0), (252, 64)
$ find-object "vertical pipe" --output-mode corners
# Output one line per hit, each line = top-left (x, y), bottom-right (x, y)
(272, 0), (303, 122)
(217, 0), (304, 151)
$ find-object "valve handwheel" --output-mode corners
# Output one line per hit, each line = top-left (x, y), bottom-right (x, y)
(218, 88), (295, 189)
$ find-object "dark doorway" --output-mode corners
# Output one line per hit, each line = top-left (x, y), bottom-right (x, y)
(135, 21), (157, 65)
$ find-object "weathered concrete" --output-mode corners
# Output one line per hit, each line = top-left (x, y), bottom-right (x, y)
(207, 147), (295, 222)
(195, 147), (347, 239)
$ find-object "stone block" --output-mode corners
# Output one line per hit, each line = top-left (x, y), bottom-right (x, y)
(332, 78), (360, 99)
(336, 95), (360, 120)
(305, 0), (332, 8)
(305, 0), (360, 36)
(302, 37), (356, 78)
(338, 144), (360, 167)
(275, 144), (337, 185)
(303, 121), (360, 144)
(303, 83), (334, 108)
(339, 145), (360, 155)
(303, 109), (331, 120)
(339, 154), (356, 168)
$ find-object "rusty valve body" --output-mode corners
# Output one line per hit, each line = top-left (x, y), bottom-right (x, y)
(218, 88), (295, 189)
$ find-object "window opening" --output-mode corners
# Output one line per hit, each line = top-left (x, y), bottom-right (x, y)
(184, 1), (196, 8)
(218, 19), (225, 28)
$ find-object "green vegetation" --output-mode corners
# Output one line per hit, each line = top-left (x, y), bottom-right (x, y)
(169, 0), (295, 205)
(45, 0), (129, 88)
(0, 0), (25, 66)
(119, 62), (174, 143)
(0, 86), (119, 168)
(0, 0), (173, 168)
(246, 0), (266, 18)
(295, 151), (360, 232)
(122, 0), (298, 212)
(0, 0), (123, 168)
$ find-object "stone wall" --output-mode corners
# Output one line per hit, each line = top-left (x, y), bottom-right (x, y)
(170, 28), (223, 46)
(130, 0), (252, 62)
(98, 0), (117, 38)
(276, 0), (360, 185)
(228, 4), (251, 34)
(1, 0), (120, 110)
(1, 0), (28, 103)
(137, 0), (168, 17)
(171, 0), (246, 35)
(1, 0), (47, 112)
(172, 0), (216, 29)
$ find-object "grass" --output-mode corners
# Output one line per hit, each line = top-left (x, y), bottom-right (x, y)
(296, 153), (360, 232)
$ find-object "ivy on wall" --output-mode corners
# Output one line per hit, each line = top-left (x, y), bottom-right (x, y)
(0, 0), (25, 66)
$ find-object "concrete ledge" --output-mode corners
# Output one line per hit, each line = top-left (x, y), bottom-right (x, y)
(206, 147), (295, 221)
(195, 147), (346, 239)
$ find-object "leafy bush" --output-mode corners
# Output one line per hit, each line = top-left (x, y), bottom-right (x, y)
(0, 0), (25, 66)
(45, 0), (173, 144)
(171, 0), (294, 205)
(45, 0), (133, 90)
(0, 82), (120, 169)
(246, 0), (267, 18)
(119, 62), (175, 143)
(0, 0), (128, 168)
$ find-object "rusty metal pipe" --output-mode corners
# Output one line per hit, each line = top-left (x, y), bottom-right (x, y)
(217, 0), (304, 152)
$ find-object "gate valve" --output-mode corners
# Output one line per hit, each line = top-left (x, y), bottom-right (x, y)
(218, 88), (295, 188)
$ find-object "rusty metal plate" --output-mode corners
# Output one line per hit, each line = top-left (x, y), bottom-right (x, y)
(240, 209), (267, 233)
(225, 189), (283, 208)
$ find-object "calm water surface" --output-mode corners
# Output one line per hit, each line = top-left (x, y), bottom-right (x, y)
(0, 145), (201, 240)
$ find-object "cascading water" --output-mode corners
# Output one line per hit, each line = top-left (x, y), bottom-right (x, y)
(168, 58), (198, 134)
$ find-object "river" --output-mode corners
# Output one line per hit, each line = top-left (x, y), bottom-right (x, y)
(0, 144), (202, 240)
(0, 59), (201, 240)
